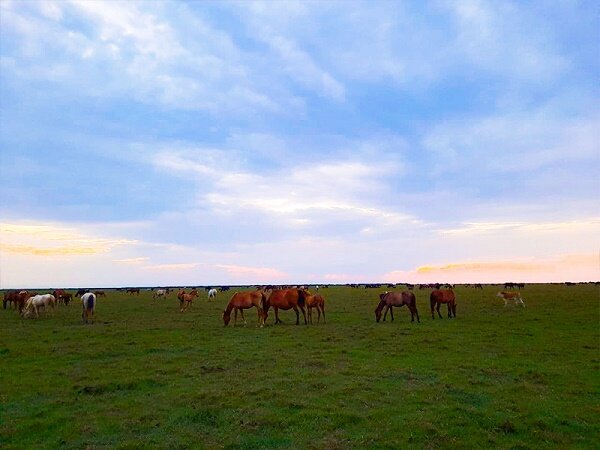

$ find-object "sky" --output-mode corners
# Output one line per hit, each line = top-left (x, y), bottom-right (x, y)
(0, 0), (598, 288)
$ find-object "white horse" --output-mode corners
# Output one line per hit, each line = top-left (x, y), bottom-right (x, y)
(81, 292), (97, 323)
(207, 288), (217, 301)
(496, 291), (525, 307)
(153, 289), (169, 300)
(22, 294), (56, 318)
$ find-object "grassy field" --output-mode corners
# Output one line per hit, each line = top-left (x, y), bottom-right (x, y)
(1, 284), (598, 449)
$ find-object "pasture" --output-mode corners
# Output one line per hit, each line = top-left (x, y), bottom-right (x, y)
(1, 284), (598, 449)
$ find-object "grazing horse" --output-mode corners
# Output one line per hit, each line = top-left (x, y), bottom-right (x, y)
(52, 289), (66, 302)
(94, 290), (106, 297)
(207, 288), (218, 301)
(126, 288), (140, 295)
(59, 292), (73, 305)
(222, 291), (267, 327)
(375, 291), (420, 323)
(76, 289), (89, 297)
(430, 289), (456, 319)
(496, 291), (525, 307)
(305, 293), (326, 324)
(264, 288), (308, 325)
(81, 292), (97, 323)
(22, 294), (56, 318)
(3, 290), (28, 311)
(153, 289), (169, 300)
(179, 289), (198, 312)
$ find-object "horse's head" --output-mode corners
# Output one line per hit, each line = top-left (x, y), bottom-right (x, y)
(374, 300), (385, 322)
(222, 310), (231, 326)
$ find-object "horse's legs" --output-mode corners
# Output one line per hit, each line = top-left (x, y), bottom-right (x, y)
(299, 305), (307, 325)
(239, 309), (247, 325)
(436, 303), (442, 319)
(389, 306), (394, 322)
(274, 307), (281, 324)
(256, 306), (264, 327)
(447, 303), (451, 318)
(234, 308), (238, 326)
(292, 305), (300, 325)
(321, 304), (326, 323)
(383, 305), (389, 321)
(452, 302), (457, 317)
(430, 300), (436, 319)
(307, 306), (312, 324)
(414, 306), (420, 323)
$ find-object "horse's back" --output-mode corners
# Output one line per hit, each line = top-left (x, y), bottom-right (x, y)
(431, 289), (455, 303)
(268, 289), (303, 309)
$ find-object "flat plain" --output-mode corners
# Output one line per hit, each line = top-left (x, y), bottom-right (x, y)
(1, 284), (598, 449)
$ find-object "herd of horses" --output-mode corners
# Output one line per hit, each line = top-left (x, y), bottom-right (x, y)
(2, 284), (526, 326)
(2, 289), (97, 322)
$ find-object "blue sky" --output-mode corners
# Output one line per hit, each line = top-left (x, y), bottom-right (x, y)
(1, 0), (598, 288)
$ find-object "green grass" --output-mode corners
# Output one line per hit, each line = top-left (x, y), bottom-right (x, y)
(1, 284), (598, 449)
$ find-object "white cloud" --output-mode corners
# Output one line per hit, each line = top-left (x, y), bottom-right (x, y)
(423, 111), (599, 173)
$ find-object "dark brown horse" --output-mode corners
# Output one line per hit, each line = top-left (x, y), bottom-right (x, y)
(430, 289), (456, 319)
(264, 288), (308, 325)
(305, 293), (326, 324)
(223, 291), (267, 327)
(375, 291), (419, 323)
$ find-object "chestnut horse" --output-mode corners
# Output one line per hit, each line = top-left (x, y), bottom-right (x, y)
(306, 293), (326, 324)
(179, 289), (198, 312)
(222, 291), (267, 327)
(375, 291), (420, 323)
(430, 289), (456, 319)
(3, 290), (29, 312)
(264, 288), (308, 325)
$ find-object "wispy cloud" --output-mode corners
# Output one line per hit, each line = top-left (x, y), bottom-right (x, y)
(143, 263), (200, 271)
(0, 222), (137, 257)
(215, 264), (288, 281)
(113, 257), (149, 264)
(384, 253), (599, 284)
(440, 218), (600, 235)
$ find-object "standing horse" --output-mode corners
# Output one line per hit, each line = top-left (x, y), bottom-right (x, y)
(153, 289), (169, 300)
(496, 291), (525, 307)
(375, 291), (419, 323)
(81, 292), (96, 323)
(305, 293), (326, 324)
(179, 289), (198, 312)
(222, 291), (267, 326)
(21, 294), (56, 318)
(264, 288), (308, 325)
(59, 292), (73, 305)
(430, 289), (456, 319)
(207, 288), (218, 301)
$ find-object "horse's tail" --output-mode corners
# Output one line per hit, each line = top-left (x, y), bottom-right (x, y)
(87, 294), (95, 311)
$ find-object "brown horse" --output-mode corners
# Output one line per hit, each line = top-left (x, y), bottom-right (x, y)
(264, 288), (308, 325)
(223, 291), (267, 327)
(3, 290), (29, 312)
(430, 289), (456, 319)
(59, 292), (73, 305)
(305, 293), (326, 324)
(179, 289), (198, 312)
(375, 291), (420, 323)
